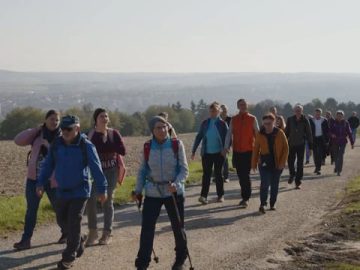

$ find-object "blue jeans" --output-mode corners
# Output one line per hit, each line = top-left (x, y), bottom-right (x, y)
(332, 144), (346, 173)
(135, 195), (187, 269)
(259, 167), (283, 207)
(352, 128), (357, 143)
(22, 178), (60, 241)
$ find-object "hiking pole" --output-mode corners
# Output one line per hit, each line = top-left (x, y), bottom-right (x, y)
(132, 191), (160, 264)
(170, 191), (195, 270)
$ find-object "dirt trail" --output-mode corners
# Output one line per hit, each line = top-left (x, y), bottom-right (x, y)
(1, 145), (360, 270)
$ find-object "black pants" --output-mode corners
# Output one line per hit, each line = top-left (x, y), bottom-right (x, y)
(313, 136), (325, 171)
(232, 151), (252, 201)
(288, 144), (305, 185)
(56, 198), (88, 263)
(223, 157), (229, 180)
(201, 153), (225, 198)
(135, 196), (187, 269)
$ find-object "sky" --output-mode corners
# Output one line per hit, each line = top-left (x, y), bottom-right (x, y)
(0, 0), (359, 73)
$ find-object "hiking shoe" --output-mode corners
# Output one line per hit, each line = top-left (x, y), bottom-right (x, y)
(85, 229), (98, 247)
(198, 196), (208, 205)
(259, 206), (266, 214)
(316, 171), (321, 175)
(76, 235), (87, 258)
(172, 264), (185, 270)
(337, 172), (341, 176)
(57, 260), (73, 270)
(57, 233), (67, 244)
(239, 200), (249, 208)
(217, 196), (224, 203)
(99, 230), (112, 245)
(270, 206), (276, 211)
(13, 239), (31, 251)
(288, 177), (294, 185)
(295, 185), (301, 190)
(224, 178), (230, 183)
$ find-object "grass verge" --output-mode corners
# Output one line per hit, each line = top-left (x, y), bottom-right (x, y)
(0, 161), (203, 236)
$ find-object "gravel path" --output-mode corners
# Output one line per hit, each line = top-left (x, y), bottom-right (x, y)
(1, 145), (359, 270)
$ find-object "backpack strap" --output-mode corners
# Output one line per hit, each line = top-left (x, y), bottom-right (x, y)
(171, 138), (180, 160)
(144, 140), (152, 163)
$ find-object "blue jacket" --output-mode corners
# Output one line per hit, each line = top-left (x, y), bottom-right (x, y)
(192, 117), (228, 156)
(37, 134), (108, 199)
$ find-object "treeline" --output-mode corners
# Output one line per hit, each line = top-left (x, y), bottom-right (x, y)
(0, 97), (359, 140)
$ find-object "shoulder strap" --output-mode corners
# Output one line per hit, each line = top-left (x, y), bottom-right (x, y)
(144, 140), (152, 163)
(171, 138), (180, 159)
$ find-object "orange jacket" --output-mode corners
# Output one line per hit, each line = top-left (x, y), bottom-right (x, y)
(225, 112), (259, 153)
(251, 128), (289, 170)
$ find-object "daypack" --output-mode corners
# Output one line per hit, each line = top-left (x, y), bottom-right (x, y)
(87, 128), (127, 185)
(144, 138), (180, 165)
(26, 129), (43, 166)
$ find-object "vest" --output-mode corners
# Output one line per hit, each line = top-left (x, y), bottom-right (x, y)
(232, 112), (256, 152)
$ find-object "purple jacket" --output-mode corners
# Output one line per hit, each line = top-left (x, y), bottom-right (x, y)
(329, 120), (354, 146)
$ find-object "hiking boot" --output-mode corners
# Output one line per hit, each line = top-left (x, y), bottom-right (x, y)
(57, 260), (73, 270)
(13, 239), (31, 251)
(85, 229), (98, 247)
(198, 196), (208, 205)
(259, 206), (266, 214)
(217, 196), (224, 203)
(224, 178), (230, 183)
(99, 230), (112, 245)
(76, 235), (87, 258)
(239, 200), (249, 208)
(288, 176), (294, 185)
(57, 233), (67, 244)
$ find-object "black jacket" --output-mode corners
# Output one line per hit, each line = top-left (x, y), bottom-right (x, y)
(348, 116), (360, 129)
(285, 115), (313, 148)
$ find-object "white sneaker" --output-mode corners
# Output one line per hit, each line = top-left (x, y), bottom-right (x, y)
(85, 229), (98, 247)
(98, 230), (112, 245)
(198, 196), (208, 205)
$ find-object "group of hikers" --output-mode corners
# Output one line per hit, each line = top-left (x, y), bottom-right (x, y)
(11, 99), (358, 270)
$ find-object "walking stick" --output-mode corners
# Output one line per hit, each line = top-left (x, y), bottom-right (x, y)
(170, 191), (195, 270)
(132, 191), (160, 264)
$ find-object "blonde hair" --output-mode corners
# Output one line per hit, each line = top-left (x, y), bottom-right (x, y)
(209, 101), (221, 110)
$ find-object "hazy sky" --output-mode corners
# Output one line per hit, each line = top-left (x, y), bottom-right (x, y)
(1, 0), (359, 72)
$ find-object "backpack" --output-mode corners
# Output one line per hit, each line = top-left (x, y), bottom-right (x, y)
(144, 138), (180, 166)
(26, 129), (43, 166)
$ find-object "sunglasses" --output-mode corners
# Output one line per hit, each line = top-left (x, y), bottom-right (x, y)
(61, 126), (75, 132)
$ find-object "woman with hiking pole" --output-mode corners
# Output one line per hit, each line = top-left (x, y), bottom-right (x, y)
(132, 116), (190, 270)
(13, 110), (66, 250)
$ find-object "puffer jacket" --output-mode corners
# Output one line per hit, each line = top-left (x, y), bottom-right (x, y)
(135, 137), (189, 198)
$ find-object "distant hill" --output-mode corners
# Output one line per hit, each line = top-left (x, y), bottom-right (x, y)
(1, 70), (360, 115)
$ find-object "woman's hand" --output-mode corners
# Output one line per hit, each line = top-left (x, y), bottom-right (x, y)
(168, 183), (177, 193)
(191, 153), (195, 160)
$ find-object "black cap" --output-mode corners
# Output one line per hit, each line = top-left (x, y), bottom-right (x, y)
(60, 115), (80, 129)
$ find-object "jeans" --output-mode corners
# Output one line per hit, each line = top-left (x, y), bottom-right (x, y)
(201, 153), (225, 198)
(232, 151), (252, 201)
(22, 179), (62, 241)
(305, 142), (310, 162)
(332, 144), (346, 173)
(352, 128), (357, 144)
(259, 167), (283, 207)
(56, 197), (88, 263)
(313, 137), (325, 171)
(87, 167), (118, 232)
(288, 144), (305, 186)
(135, 195), (187, 269)
(223, 157), (229, 180)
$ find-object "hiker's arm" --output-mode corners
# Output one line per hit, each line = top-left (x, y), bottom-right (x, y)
(135, 152), (147, 194)
(278, 130), (289, 169)
(191, 123), (204, 155)
(224, 119), (233, 149)
(253, 117), (259, 134)
(87, 143), (108, 195)
(174, 141), (189, 190)
(14, 127), (41, 146)
(346, 122), (355, 146)
(113, 130), (126, 156)
(37, 147), (55, 188)
(323, 119), (330, 143)
(251, 134), (260, 170)
(305, 119), (313, 149)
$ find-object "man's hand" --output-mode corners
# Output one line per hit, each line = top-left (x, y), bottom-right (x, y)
(221, 149), (229, 157)
(191, 153), (195, 161)
(168, 183), (177, 193)
(131, 191), (143, 204)
(97, 194), (107, 205)
(36, 186), (44, 198)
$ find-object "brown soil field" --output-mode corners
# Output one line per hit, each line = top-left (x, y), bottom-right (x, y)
(0, 133), (195, 196)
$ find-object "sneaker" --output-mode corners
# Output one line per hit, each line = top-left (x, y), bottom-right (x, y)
(270, 206), (276, 211)
(13, 239), (31, 251)
(288, 176), (294, 185)
(337, 172), (341, 176)
(85, 229), (98, 247)
(259, 206), (266, 214)
(57, 233), (67, 244)
(217, 196), (224, 203)
(76, 235), (87, 258)
(98, 230), (112, 245)
(295, 185), (301, 190)
(198, 196), (208, 205)
(57, 260), (73, 270)
(224, 178), (230, 183)
(239, 200), (249, 208)
(316, 171), (321, 175)
(172, 254), (187, 270)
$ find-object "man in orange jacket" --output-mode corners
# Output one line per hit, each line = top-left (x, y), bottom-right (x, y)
(224, 99), (259, 208)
